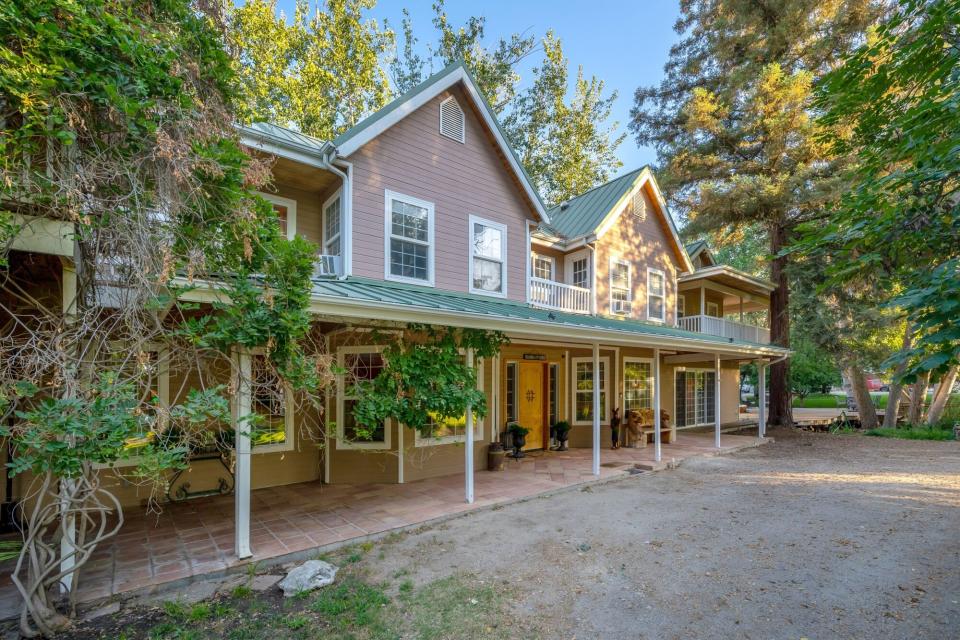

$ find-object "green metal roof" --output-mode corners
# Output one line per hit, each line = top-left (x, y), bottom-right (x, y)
(685, 240), (707, 256)
(542, 167), (646, 239)
(240, 122), (330, 156)
(310, 276), (786, 352)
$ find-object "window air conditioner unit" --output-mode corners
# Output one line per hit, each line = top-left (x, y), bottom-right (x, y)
(613, 299), (632, 315)
(313, 254), (342, 278)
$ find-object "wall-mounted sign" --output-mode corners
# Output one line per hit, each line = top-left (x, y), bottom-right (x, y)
(522, 353), (546, 361)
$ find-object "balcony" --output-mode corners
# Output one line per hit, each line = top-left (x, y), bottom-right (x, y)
(677, 314), (770, 344)
(529, 277), (591, 315)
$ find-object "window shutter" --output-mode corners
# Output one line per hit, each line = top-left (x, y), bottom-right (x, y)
(439, 96), (465, 143)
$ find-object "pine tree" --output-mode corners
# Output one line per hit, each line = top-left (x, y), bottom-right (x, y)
(630, 0), (885, 427)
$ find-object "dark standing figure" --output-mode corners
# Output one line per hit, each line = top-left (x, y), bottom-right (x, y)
(610, 407), (621, 449)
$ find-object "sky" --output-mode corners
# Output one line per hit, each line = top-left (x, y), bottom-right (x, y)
(265, 0), (684, 176)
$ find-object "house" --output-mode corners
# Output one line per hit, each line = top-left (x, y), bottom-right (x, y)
(3, 62), (787, 564)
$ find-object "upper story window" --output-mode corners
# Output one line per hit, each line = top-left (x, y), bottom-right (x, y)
(323, 191), (341, 256)
(469, 215), (507, 297)
(572, 257), (589, 289)
(256, 192), (297, 240)
(647, 268), (666, 322)
(439, 96), (466, 143)
(677, 294), (686, 319)
(385, 190), (434, 286)
(610, 258), (631, 315)
(707, 301), (720, 317)
(532, 253), (554, 280)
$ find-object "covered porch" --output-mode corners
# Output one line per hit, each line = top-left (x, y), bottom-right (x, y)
(0, 432), (765, 616)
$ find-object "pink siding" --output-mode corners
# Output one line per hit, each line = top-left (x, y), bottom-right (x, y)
(347, 84), (538, 301)
(593, 184), (684, 324)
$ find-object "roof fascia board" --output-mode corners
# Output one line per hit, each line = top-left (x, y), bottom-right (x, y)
(333, 66), (550, 224)
(680, 265), (776, 292)
(593, 168), (695, 273)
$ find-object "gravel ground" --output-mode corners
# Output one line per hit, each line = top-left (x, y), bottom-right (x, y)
(366, 428), (960, 639)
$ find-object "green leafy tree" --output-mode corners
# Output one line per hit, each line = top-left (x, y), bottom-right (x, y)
(630, 0), (885, 427)
(503, 32), (624, 206)
(789, 336), (841, 400)
(0, 0), (322, 633)
(798, 0), (960, 382)
(229, 0), (393, 139)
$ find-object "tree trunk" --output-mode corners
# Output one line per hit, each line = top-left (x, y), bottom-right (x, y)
(846, 364), (879, 429)
(883, 324), (912, 429)
(768, 221), (792, 427)
(908, 371), (930, 424)
(926, 366), (958, 425)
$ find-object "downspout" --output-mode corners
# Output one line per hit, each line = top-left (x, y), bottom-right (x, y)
(321, 146), (351, 279)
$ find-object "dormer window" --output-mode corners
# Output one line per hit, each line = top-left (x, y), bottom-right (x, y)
(439, 96), (465, 143)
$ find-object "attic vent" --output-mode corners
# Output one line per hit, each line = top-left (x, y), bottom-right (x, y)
(439, 96), (465, 143)
(631, 190), (647, 221)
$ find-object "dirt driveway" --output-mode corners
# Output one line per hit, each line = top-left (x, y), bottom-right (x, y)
(366, 428), (960, 639)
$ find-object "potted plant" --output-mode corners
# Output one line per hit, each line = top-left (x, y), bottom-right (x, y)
(506, 423), (529, 458)
(487, 441), (506, 471)
(550, 421), (571, 451)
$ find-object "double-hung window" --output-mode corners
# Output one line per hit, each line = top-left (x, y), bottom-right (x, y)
(415, 355), (484, 446)
(337, 346), (390, 449)
(532, 254), (553, 280)
(610, 258), (631, 314)
(572, 357), (608, 425)
(647, 268), (666, 322)
(323, 190), (342, 257)
(469, 215), (507, 296)
(385, 190), (434, 285)
(677, 294), (686, 319)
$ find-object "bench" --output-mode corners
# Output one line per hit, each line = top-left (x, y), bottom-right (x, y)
(623, 409), (675, 448)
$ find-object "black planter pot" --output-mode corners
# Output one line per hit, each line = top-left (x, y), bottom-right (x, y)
(509, 432), (526, 458)
(556, 434), (569, 451)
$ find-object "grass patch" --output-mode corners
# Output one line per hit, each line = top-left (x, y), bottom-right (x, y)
(406, 575), (510, 640)
(865, 424), (955, 441)
(793, 393), (890, 409)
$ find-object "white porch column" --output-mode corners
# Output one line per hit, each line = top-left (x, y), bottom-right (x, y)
(653, 347), (662, 463)
(59, 261), (78, 593)
(714, 353), (722, 449)
(592, 342), (601, 476)
(465, 348), (475, 504)
(234, 349), (253, 559)
(757, 361), (767, 438)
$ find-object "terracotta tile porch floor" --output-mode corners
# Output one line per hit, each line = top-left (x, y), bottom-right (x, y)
(0, 433), (765, 616)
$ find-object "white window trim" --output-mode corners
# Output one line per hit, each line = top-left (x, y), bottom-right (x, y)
(647, 267), (666, 323)
(256, 191), (297, 241)
(336, 345), (393, 450)
(531, 253), (555, 281)
(706, 301), (720, 317)
(468, 215), (508, 298)
(571, 356), (610, 426)
(439, 95), (466, 143)
(249, 347), (295, 454)
(565, 249), (591, 289)
(322, 188), (342, 256)
(414, 357), (485, 447)
(609, 257), (632, 315)
(622, 357), (654, 413)
(384, 189), (435, 287)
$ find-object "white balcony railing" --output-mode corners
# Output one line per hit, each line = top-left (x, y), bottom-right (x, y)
(677, 314), (770, 344)
(529, 277), (592, 314)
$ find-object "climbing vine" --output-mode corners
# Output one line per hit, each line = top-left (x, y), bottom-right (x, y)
(349, 326), (509, 439)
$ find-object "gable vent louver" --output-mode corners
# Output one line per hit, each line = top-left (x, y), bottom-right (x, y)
(439, 96), (465, 143)
(631, 190), (647, 221)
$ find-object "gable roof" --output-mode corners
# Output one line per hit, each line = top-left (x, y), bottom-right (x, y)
(333, 61), (549, 222)
(541, 167), (694, 273)
(685, 240), (715, 267)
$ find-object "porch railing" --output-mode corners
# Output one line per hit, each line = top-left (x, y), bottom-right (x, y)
(529, 277), (592, 314)
(677, 314), (770, 344)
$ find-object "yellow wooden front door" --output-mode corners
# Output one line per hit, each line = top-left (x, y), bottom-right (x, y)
(518, 362), (545, 449)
